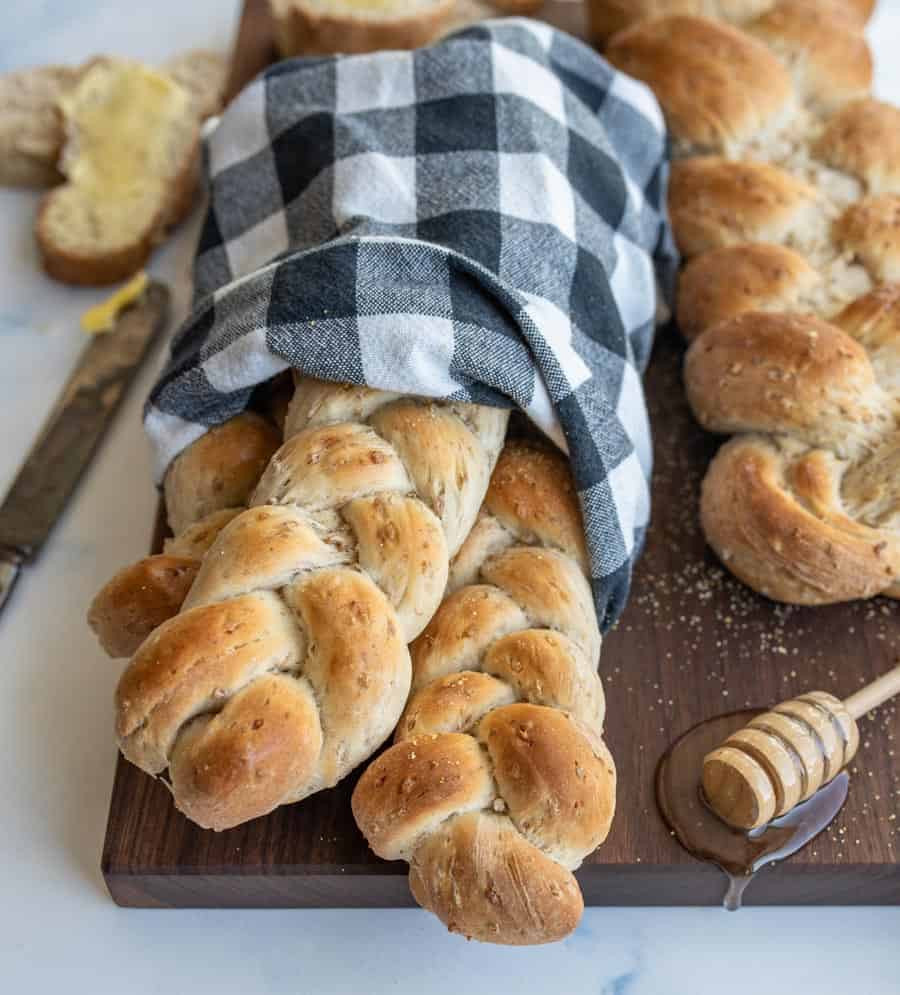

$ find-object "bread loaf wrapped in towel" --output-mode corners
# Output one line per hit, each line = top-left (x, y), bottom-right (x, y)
(98, 18), (676, 940)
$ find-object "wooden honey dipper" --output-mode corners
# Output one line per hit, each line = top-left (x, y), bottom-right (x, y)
(702, 663), (900, 831)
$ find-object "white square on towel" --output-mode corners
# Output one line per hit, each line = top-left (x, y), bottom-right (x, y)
(607, 451), (650, 551)
(609, 231), (656, 335)
(336, 51), (416, 115)
(207, 80), (269, 175)
(498, 153), (576, 242)
(492, 42), (566, 127)
(224, 208), (290, 283)
(521, 293), (591, 392)
(358, 312), (459, 396)
(333, 153), (417, 225)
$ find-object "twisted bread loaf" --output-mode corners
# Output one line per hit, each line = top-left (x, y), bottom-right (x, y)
(352, 442), (615, 946)
(88, 412), (280, 658)
(115, 376), (508, 829)
(605, 11), (900, 603)
(587, 0), (874, 45)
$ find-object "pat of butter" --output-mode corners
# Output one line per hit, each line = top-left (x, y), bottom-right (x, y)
(57, 58), (191, 210)
(81, 271), (149, 334)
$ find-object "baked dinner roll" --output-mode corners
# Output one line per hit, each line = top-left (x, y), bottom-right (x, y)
(744, 1), (872, 112)
(353, 443), (615, 945)
(606, 16), (794, 156)
(115, 377), (508, 830)
(668, 158), (822, 258)
(676, 243), (823, 341)
(690, 291), (900, 603)
(88, 413), (280, 658)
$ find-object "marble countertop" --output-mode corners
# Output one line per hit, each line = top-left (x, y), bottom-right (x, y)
(1, 2), (899, 992)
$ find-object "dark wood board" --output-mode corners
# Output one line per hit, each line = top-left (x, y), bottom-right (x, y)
(102, 0), (900, 908)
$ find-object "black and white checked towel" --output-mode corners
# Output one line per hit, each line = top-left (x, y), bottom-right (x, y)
(145, 18), (678, 630)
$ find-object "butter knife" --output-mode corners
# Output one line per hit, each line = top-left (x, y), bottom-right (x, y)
(0, 281), (170, 615)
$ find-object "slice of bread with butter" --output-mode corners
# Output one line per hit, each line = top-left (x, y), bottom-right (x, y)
(36, 59), (200, 285)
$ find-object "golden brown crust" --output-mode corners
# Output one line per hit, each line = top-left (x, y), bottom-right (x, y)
(815, 99), (900, 196)
(353, 444), (614, 946)
(833, 282), (900, 356)
(834, 195), (900, 284)
(701, 435), (900, 602)
(170, 673), (322, 830)
(684, 311), (890, 456)
(588, 0), (874, 44)
(483, 442), (588, 573)
(182, 504), (351, 611)
(606, 15), (793, 154)
(598, 0), (896, 606)
(90, 508), (241, 659)
(480, 547), (601, 664)
(586, 0), (771, 44)
(164, 412), (280, 535)
(88, 555), (200, 659)
(411, 585), (528, 692)
(113, 374), (506, 832)
(284, 567), (410, 786)
(409, 811), (584, 945)
(745, 1), (872, 110)
(480, 704), (615, 867)
(668, 157), (819, 258)
(351, 733), (495, 861)
(677, 243), (821, 341)
(270, 0), (456, 57)
(395, 671), (516, 741)
(116, 591), (303, 768)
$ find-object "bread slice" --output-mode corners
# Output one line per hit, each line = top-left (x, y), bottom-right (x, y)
(0, 50), (223, 192)
(36, 58), (200, 286)
(270, 0), (457, 56)
(0, 65), (80, 188)
(163, 49), (227, 122)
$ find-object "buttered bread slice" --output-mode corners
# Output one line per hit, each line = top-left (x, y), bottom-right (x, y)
(270, 0), (457, 55)
(36, 58), (199, 285)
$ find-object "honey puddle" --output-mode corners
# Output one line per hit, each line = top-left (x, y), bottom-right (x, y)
(656, 709), (849, 910)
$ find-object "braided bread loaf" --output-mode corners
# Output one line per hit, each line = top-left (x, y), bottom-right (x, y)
(88, 412), (280, 657)
(587, 0), (875, 45)
(352, 442), (615, 946)
(115, 376), (508, 830)
(604, 11), (900, 604)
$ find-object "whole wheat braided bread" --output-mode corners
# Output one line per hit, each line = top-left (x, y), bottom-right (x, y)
(587, 0), (875, 45)
(352, 442), (615, 946)
(601, 7), (900, 604)
(113, 376), (507, 830)
(88, 412), (281, 658)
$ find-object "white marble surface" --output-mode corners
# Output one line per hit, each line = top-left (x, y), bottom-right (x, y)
(1, 2), (899, 992)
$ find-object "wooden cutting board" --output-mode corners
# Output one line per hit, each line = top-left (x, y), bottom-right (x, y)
(101, 0), (900, 908)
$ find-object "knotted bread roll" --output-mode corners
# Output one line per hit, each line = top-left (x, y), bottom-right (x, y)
(604, 11), (900, 604)
(88, 412), (280, 657)
(115, 376), (508, 830)
(353, 442), (615, 946)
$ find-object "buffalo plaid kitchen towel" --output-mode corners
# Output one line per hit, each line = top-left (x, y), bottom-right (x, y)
(145, 17), (678, 630)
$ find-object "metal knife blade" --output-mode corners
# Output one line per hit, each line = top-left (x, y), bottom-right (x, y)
(0, 281), (170, 614)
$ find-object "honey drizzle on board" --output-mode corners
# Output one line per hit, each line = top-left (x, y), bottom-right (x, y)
(656, 709), (850, 909)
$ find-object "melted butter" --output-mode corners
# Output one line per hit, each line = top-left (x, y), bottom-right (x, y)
(57, 59), (191, 220)
(81, 271), (148, 334)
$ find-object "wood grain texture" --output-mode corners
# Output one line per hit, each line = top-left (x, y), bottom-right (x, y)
(101, 0), (900, 909)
